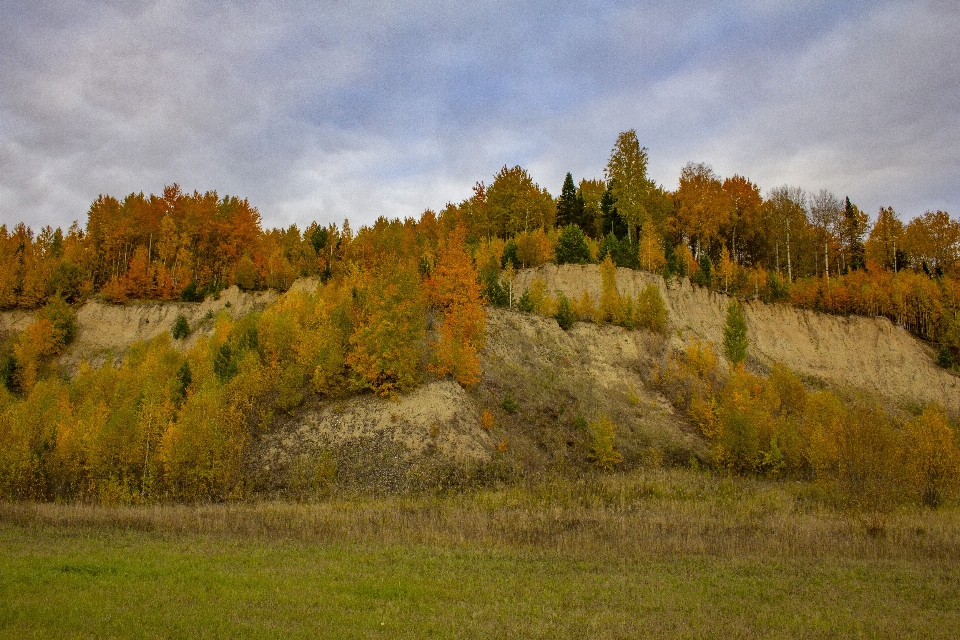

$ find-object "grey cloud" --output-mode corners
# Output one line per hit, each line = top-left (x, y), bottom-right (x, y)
(0, 0), (955, 232)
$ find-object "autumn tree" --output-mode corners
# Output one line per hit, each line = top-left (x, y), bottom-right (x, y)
(902, 406), (960, 507)
(866, 206), (904, 272)
(674, 163), (729, 260)
(605, 130), (653, 243)
(486, 166), (555, 236)
(764, 186), (807, 282)
(428, 226), (486, 387)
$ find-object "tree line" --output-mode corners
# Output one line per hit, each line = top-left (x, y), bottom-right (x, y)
(0, 130), (958, 363)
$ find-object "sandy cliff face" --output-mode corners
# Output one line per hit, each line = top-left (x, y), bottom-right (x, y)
(515, 264), (959, 412)
(2, 268), (956, 414)
(0, 286), (277, 369)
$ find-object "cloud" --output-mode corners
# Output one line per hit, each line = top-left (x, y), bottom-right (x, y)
(0, 0), (956, 232)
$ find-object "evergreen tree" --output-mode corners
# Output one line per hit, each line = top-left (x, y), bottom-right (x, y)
(555, 224), (591, 265)
(556, 173), (583, 228)
(600, 184), (628, 239)
(554, 293), (576, 330)
(723, 300), (749, 365)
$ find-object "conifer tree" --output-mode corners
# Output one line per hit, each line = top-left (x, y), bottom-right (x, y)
(556, 173), (582, 228)
(723, 300), (749, 365)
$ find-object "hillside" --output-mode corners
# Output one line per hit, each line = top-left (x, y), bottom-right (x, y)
(2, 265), (955, 497)
(516, 264), (959, 413)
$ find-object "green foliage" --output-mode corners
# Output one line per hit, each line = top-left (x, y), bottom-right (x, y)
(214, 343), (238, 382)
(501, 393), (519, 414)
(555, 224), (592, 265)
(501, 240), (518, 269)
(723, 301), (749, 365)
(554, 293), (576, 330)
(936, 344), (954, 369)
(310, 225), (328, 254)
(556, 172), (584, 228)
(597, 233), (638, 269)
(516, 289), (534, 313)
(48, 261), (84, 302)
(692, 253), (712, 287)
(36, 296), (77, 347)
(483, 270), (509, 307)
(172, 315), (190, 340)
(174, 361), (192, 400)
(179, 281), (203, 303)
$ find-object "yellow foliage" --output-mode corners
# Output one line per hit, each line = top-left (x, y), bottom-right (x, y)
(574, 290), (598, 323)
(480, 409), (494, 430)
(587, 414), (623, 471)
(526, 278), (556, 316)
(903, 406), (960, 507)
(598, 256), (621, 322)
(638, 224), (666, 273)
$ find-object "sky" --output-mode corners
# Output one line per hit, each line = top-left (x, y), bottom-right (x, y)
(1, 0), (958, 231)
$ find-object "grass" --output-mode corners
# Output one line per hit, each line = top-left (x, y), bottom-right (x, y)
(2, 469), (959, 638)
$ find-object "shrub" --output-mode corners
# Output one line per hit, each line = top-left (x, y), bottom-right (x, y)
(501, 393), (519, 414)
(171, 315), (190, 340)
(936, 344), (954, 369)
(635, 284), (668, 334)
(516, 289), (534, 313)
(902, 406), (960, 508)
(554, 293), (576, 330)
(587, 414), (622, 471)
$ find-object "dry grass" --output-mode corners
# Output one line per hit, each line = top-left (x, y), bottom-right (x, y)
(4, 468), (958, 563)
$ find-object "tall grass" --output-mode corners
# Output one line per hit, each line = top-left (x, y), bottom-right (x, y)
(4, 468), (958, 563)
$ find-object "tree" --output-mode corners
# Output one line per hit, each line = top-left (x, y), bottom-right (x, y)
(723, 300), (748, 365)
(902, 210), (960, 276)
(556, 173), (584, 228)
(555, 225), (591, 265)
(172, 315), (190, 340)
(578, 178), (606, 238)
(866, 206), (904, 272)
(604, 130), (652, 243)
(674, 163), (729, 260)
(764, 186), (807, 282)
(554, 293), (576, 330)
(808, 189), (843, 278)
(486, 166), (555, 236)
(428, 226), (486, 387)
(722, 175), (763, 265)
(638, 224), (666, 273)
(840, 197), (868, 273)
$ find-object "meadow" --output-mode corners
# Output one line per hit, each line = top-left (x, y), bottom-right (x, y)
(2, 468), (958, 638)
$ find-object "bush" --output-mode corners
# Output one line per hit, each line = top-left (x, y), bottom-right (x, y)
(555, 224), (591, 265)
(516, 289), (534, 313)
(36, 296), (77, 347)
(171, 315), (190, 340)
(936, 344), (954, 369)
(635, 284), (668, 334)
(554, 293), (576, 330)
(587, 414), (622, 471)
(501, 393), (519, 414)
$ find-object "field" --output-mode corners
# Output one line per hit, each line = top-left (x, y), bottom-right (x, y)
(2, 469), (959, 638)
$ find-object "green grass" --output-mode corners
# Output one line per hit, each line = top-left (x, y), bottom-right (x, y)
(2, 469), (960, 638)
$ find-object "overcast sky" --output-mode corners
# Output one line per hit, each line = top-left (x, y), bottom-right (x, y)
(2, 0), (958, 231)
